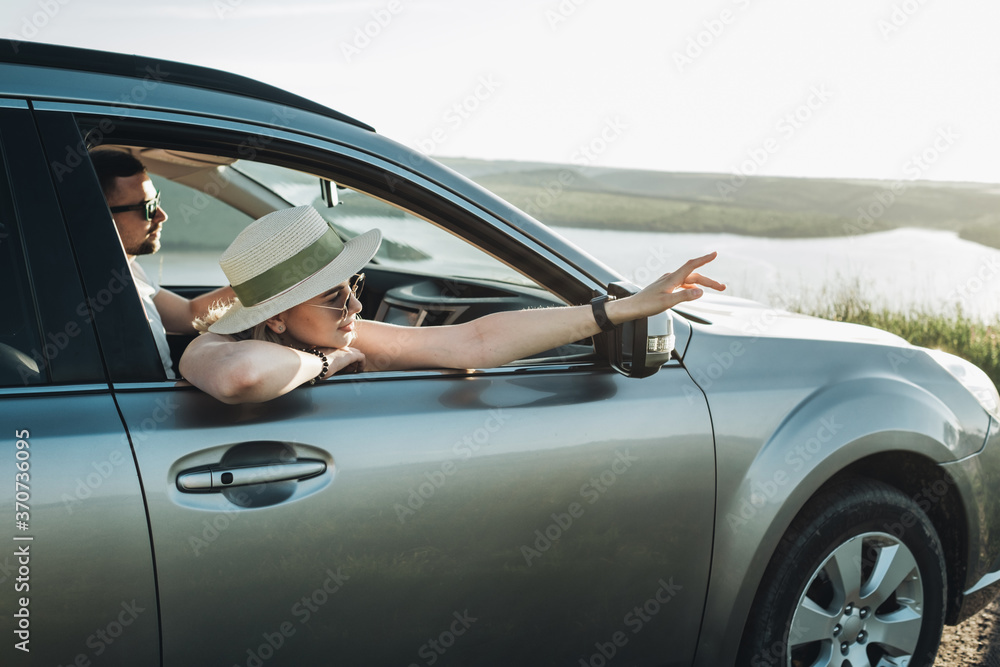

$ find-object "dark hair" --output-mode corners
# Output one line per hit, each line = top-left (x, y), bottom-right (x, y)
(89, 150), (146, 199)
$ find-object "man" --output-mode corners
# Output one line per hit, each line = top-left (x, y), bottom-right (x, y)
(91, 150), (234, 378)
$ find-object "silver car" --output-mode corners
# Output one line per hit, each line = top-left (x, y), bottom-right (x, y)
(2, 41), (999, 667)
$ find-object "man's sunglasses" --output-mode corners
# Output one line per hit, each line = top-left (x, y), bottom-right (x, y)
(109, 191), (161, 221)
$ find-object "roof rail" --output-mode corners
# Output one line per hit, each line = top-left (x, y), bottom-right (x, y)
(0, 40), (375, 132)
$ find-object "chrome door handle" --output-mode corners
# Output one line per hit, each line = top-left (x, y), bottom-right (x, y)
(177, 460), (326, 492)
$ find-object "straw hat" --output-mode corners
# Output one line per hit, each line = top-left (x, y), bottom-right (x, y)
(209, 206), (381, 334)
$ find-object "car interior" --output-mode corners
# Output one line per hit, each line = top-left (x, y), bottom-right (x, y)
(85, 142), (595, 380)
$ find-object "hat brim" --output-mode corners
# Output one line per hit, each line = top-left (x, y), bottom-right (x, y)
(208, 228), (382, 335)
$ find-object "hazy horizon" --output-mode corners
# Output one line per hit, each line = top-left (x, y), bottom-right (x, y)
(4, 0), (998, 185)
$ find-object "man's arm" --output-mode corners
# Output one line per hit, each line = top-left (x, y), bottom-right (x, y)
(153, 285), (235, 334)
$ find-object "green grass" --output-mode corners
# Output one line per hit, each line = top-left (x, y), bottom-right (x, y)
(797, 290), (1000, 388)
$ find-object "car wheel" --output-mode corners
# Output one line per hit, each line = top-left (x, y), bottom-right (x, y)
(737, 478), (946, 667)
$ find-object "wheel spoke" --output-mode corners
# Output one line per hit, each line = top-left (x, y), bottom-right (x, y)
(860, 543), (919, 609)
(867, 605), (923, 654)
(790, 597), (839, 647)
(823, 536), (863, 604)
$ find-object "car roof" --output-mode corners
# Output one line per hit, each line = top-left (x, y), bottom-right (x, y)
(0, 40), (375, 133)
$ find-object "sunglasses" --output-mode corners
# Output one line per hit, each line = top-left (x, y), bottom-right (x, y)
(307, 273), (365, 320)
(109, 190), (161, 221)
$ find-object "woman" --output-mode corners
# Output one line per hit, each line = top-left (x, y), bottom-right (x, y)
(180, 206), (725, 403)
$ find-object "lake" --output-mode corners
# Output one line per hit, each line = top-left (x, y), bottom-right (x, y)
(136, 227), (1000, 322)
(559, 227), (1000, 321)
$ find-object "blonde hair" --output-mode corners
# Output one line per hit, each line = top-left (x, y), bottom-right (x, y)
(194, 301), (284, 344)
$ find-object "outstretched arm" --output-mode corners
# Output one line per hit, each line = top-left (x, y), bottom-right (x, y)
(354, 252), (725, 371)
(179, 253), (723, 402)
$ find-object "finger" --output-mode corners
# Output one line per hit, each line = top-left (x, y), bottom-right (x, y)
(671, 287), (704, 303)
(656, 252), (720, 287)
(685, 272), (726, 291)
(677, 251), (718, 274)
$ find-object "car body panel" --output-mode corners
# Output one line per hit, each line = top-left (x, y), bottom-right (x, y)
(677, 308), (994, 665)
(0, 393), (160, 666)
(115, 364), (714, 666)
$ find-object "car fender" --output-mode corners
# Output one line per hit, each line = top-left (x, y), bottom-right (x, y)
(697, 374), (972, 666)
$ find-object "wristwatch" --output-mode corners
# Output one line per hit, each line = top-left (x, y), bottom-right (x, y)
(590, 295), (616, 332)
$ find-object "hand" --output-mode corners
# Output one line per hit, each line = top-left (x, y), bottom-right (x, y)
(322, 346), (367, 376)
(617, 251), (725, 321)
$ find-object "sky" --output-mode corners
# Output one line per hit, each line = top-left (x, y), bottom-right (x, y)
(4, 0), (999, 184)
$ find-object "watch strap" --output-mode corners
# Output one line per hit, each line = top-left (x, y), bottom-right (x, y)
(590, 295), (616, 332)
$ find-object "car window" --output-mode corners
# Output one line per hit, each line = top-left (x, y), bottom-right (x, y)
(134, 175), (253, 286)
(0, 148), (45, 386)
(86, 142), (586, 365)
(232, 161), (537, 288)
(136, 157), (540, 291)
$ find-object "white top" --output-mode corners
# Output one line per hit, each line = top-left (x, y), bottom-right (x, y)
(130, 260), (176, 379)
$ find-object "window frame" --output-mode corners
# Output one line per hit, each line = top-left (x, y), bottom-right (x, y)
(36, 105), (618, 387)
(0, 104), (107, 391)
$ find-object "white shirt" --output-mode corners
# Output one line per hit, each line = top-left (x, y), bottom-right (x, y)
(130, 260), (176, 379)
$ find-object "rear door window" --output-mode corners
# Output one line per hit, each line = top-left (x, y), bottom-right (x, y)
(0, 152), (44, 386)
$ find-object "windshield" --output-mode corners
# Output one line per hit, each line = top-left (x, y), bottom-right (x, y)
(230, 161), (535, 287)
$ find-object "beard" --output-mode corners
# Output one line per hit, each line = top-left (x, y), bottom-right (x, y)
(128, 234), (160, 256)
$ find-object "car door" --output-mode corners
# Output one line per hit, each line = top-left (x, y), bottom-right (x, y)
(0, 104), (159, 667)
(40, 105), (716, 667)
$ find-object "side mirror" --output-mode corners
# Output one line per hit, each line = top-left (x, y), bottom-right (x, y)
(605, 281), (675, 378)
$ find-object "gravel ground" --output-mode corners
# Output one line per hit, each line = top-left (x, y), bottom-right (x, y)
(936, 599), (1000, 666)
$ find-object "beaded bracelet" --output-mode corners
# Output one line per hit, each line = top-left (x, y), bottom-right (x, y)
(301, 347), (330, 385)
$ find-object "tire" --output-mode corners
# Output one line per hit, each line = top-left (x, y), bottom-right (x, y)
(736, 478), (946, 667)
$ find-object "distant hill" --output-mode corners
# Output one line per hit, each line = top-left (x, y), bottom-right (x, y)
(439, 157), (1000, 249)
